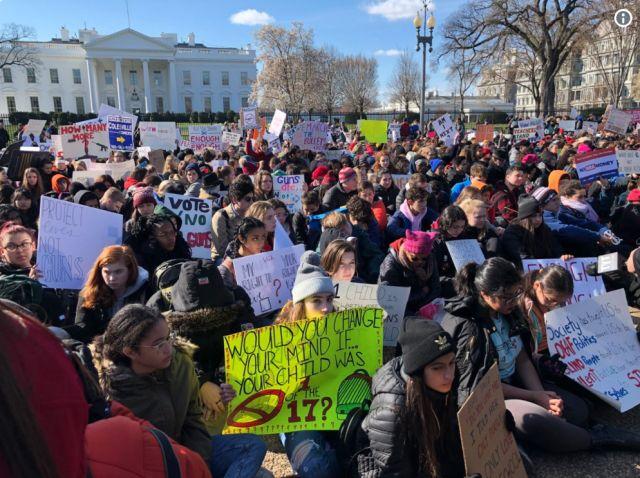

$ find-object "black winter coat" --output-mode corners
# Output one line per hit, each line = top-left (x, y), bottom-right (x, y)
(375, 183), (399, 215)
(500, 223), (563, 266)
(322, 183), (356, 211)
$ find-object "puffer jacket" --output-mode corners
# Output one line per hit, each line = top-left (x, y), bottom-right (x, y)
(322, 182), (356, 211)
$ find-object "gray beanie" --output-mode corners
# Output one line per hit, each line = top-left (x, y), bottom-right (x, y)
(291, 251), (334, 303)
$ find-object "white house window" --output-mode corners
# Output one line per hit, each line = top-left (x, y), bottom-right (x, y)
(156, 97), (164, 113)
(222, 96), (230, 112)
(241, 72), (249, 86)
(6, 96), (16, 113)
(153, 70), (162, 86)
(105, 70), (113, 85)
(183, 70), (191, 86)
(202, 71), (210, 86)
(107, 96), (116, 107)
(72, 69), (82, 84)
(184, 96), (192, 113)
(30, 96), (40, 113)
(76, 97), (85, 114)
(241, 96), (249, 108)
(50, 68), (59, 84)
(204, 97), (212, 112)
(2, 68), (12, 83)
(27, 68), (36, 83)
(53, 96), (63, 113)
(129, 70), (138, 86)
(221, 71), (229, 86)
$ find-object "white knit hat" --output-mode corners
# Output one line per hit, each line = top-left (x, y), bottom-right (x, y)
(291, 251), (334, 303)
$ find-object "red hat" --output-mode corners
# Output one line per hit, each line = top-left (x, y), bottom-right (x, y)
(628, 189), (640, 203)
(133, 187), (157, 208)
(403, 230), (437, 255)
(338, 167), (356, 183)
(521, 153), (539, 165)
(312, 165), (329, 181)
(322, 171), (338, 185)
(480, 147), (492, 157)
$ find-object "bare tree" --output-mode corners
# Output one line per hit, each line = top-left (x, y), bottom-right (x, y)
(387, 50), (420, 117)
(336, 55), (378, 118)
(309, 46), (343, 120)
(0, 23), (39, 71)
(441, 0), (608, 116)
(446, 47), (485, 118)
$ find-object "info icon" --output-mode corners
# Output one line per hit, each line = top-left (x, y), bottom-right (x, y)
(614, 9), (633, 28)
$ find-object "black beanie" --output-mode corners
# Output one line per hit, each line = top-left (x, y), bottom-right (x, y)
(517, 196), (541, 221)
(171, 260), (234, 312)
(398, 317), (455, 376)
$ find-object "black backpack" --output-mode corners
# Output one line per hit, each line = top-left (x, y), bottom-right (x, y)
(0, 274), (47, 321)
(336, 399), (374, 478)
(150, 259), (190, 302)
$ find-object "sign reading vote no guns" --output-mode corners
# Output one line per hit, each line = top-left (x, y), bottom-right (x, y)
(223, 307), (383, 435)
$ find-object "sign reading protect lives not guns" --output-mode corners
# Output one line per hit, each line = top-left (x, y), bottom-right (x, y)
(223, 307), (383, 434)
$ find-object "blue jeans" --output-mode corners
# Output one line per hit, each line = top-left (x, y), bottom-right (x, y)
(209, 434), (266, 478)
(280, 431), (340, 478)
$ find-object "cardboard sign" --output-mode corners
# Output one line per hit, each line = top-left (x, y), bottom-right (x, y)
(98, 103), (138, 126)
(458, 363), (527, 478)
(558, 120), (576, 132)
(574, 148), (618, 185)
(602, 106), (632, 135)
(164, 193), (213, 259)
(269, 109), (287, 136)
(359, 120), (388, 144)
(86, 159), (136, 181)
(616, 150), (640, 175)
(516, 118), (544, 140)
(434, 114), (456, 146)
(36, 196), (123, 289)
(597, 252), (618, 274)
(24, 119), (46, 139)
(107, 115), (134, 151)
(581, 121), (599, 134)
(148, 149), (165, 172)
(210, 159), (228, 170)
(233, 244), (305, 315)
(521, 258), (605, 304)
(59, 122), (110, 159)
(333, 281), (410, 346)
(242, 106), (258, 129)
(139, 121), (178, 150)
(273, 175), (304, 213)
(188, 125), (222, 152)
(446, 240), (485, 271)
(223, 307), (383, 434)
(545, 289), (640, 412)
(475, 124), (494, 142)
(292, 121), (330, 152)
(71, 170), (98, 186)
(221, 131), (242, 147)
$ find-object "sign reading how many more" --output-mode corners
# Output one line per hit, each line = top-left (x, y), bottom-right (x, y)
(446, 239), (485, 271)
(223, 307), (383, 435)
(164, 193), (213, 259)
(59, 122), (110, 159)
(233, 244), (305, 315)
(433, 114), (456, 147)
(36, 196), (123, 290)
(545, 289), (640, 412)
(333, 281), (410, 346)
(273, 175), (305, 214)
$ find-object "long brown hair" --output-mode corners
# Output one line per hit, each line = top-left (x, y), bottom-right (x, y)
(254, 170), (274, 200)
(79, 245), (139, 309)
(21, 167), (43, 202)
(320, 239), (357, 277)
(523, 265), (573, 306)
(514, 215), (556, 258)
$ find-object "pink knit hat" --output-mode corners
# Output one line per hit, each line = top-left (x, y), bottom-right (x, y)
(577, 143), (592, 154)
(403, 230), (437, 255)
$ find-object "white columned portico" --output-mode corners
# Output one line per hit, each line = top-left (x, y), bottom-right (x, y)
(169, 60), (178, 112)
(85, 59), (98, 113)
(142, 59), (153, 113)
(115, 59), (126, 110)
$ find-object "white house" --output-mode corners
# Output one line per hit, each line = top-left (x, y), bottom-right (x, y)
(0, 27), (257, 115)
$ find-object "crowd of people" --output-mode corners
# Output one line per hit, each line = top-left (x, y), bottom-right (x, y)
(1, 112), (640, 478)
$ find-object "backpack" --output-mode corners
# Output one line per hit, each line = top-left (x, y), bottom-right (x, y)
(150, 258), (191, 304)
(336, 399), (374, 478)
(0, 274), (46, 321)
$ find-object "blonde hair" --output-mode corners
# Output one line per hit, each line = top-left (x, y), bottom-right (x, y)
(163, 155), (178, 174)
(321, 211), (348, 229)
(246, 201), (274, 223)
(454, 186), (482, 205)
(457, 199), (486, 216)
(275, 300), (306, 324)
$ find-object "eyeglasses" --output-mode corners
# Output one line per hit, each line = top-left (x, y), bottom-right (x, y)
(3, 241), (32, 252)
(242, 195), (255, 203)
(496, 288), (524, 305)
(137, 333), (176, 352)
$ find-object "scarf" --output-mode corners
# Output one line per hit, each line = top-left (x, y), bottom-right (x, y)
(560, 197), (599, 222)
(400, 199), (427, 231)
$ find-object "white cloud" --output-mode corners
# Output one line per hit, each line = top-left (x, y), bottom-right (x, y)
(365, 0), (433, 21)
(230, 9), (275, 26)
(374, 49), (403, 57)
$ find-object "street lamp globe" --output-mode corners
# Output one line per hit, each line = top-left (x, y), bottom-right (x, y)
(427, 14), (436, 29)
(413, 12), (423, 29)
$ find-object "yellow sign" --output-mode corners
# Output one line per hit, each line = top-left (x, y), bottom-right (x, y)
(359, 120), (388, 144)
(223, 307), (384, 434)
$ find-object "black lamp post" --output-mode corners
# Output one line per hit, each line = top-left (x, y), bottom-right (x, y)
(413, 3), (435, 134)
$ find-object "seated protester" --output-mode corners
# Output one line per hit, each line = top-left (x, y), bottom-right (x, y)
(0, 184), (15, 205)
(51, 173), (71, 196)
(443, 258), (640, 453)
(218, 217), (266, 288)
(292, 190), (323, 249)
(501, 196), (567, 266)
(432, 205), (467, 298)
(0, 204), (22, 227)
(322, 166), (358, 211)
(254, 170), (274, 201)
(457, 199), (500, 257)
(94, 304), (268, 477)
(268, 198), (297, 244)
(244, 201), (277, 252)
(489, 166), (525, 226)
(275, 252), (341, 478)
(387, 186), (438, 243)
(374, 169), (399, 215)
(125, 213), (192, 275)
(394, 173), (430, 212)
(320, 238), (362, 283)
(67, 245), (148, 344)
(610, 188), (640, 251)
(124, 187), (156, 236)
(449, 162), (487, 203)
(74, 190), (101, 208)
(184, 163), (203, 198)
(22, 167), (44, 209)
(100, 187), (125, 214)
(378, 230), (440, 315)
(362, 318), (464, 478)
(358, 180), (387, 232)
(548, 170), (570, 194)
(12, 188), (37, 230)
(346, 196), (382, 248)
(210, 180), (254, 262)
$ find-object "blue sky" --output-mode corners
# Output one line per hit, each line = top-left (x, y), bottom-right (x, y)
(0, 0), (466, 103)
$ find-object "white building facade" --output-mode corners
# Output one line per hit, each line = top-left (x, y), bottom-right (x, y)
(0, 27), (257, 115)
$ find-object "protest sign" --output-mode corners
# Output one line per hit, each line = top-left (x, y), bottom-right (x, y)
(446, 240), (485, 271)
(602, 106), (632, 135)
(513, 127), (538, 141)
(164, 193), (213, 259)
(434, 114), (456, 146)
(223, 306), (383, 435)
(36, 196), (122, 289)
(273, 175), (304, 213)
(522, 258), (605, 304)
(242, 106), (258, 129)
(221, 131), (242, 147)
(391, 174), (410, 191)
(107, 115), (134, 151)
(458, 363), (527, 478)
(274, 220), (294, 250)
(545, 289), (640, 412)
(581, 121), (599, 134)
(388, 123), (401, 142)
(597, 252), (618, 274)
(136, 146), (152, 159)
(475, 124), (494, 142)
(570, 107), (579, 119)
(210, 159), (228, 170)
(98, 103), (138, 126)
(291, 121), (330, 152)
(516, 118), (544, 140)
(59, 122), (110, 159)
(233, 244), (305, 315)
(139, 121), (178, 150)
(325, 150), (347, 161)
(24, 119), (46, 140)
(269, 109), (287, 136)
(616, 149), (640, 174)
(86, 159), (136, 181)
(558, 120), (576, 132)
(333, 281), (410, 346)
(148, 149), (165, 172)
(574, 148), (618, 185)
(71, 170), (98, 186)
(359, 120), (388, 144)
(268, 136), (282, 154)
(628, 109), (640, 124)
(188, 125), (222, 152)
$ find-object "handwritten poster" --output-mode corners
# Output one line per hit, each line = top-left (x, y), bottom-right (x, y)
(107, 115), (134, 151)
(333, 281), (410, 346)
(242, 106), (258, 130)
(574, 148), (619, 185)
(602, 106), (632, 135)
(85, 159), (136, 181)
(59, 122), (110, 159)
(164, 193), (213, 259)
(223, 307), (383, 434)
(269, 109), (287, 136)
(446, 240), (485, 271)
(36, 196), (123, 289)
(545, 289), (640, 412)
(458, 363), (527, 478)
(475, 124), (494, 143)
(273, 175), (305, 213)
(291, 121), (330, 152)
(433, 114), (456, 147)
(233, 244), (305, 315)
(188, 125), (222, 152)
(616, 150), (640, 175)
(391, 174), (410, 191)
(24, 119), (46, 140)
(359, 120), (388, 144)
(139, 121), (178, 150)
(221, 131), (242, 147)
(558, 120), (576, 132)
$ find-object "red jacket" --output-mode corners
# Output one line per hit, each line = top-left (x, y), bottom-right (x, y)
(490, 181), (521, 224)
